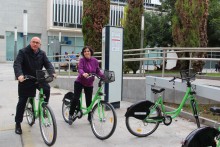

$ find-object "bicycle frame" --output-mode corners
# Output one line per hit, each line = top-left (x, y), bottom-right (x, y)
(149, 83), (198, 122)
(79, 84), (104, 116)
(28, 88), (49, 122)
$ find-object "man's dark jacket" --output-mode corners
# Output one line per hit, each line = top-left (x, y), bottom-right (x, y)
(13, 45), (55, 97)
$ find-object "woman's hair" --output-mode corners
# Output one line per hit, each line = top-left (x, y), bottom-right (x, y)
(81, 46), (94, 57)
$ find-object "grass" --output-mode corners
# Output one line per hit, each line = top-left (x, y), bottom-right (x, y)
(206, 73), (220, 77)
(145, 70), (179, 74)
(164, 102), (220, 122)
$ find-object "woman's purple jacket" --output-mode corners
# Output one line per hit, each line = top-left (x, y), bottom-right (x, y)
(75, 57), (103, 87)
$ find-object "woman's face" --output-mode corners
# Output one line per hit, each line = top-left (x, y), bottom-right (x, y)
(83, 48), (91, 59)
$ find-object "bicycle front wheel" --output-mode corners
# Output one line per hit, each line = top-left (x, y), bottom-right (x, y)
(39, 105), (57, 146)
(125, 106), (161, 137)
(25, 98), (35, 126)
(91, 101), (117, 140)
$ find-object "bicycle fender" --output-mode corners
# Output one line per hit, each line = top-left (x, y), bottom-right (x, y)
(63, 92), (74, 105)
(182, 126), (219, 147)
(125, 100), (154, 120)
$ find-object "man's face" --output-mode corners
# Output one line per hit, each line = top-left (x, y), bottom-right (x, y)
(30, 37), (41, 52)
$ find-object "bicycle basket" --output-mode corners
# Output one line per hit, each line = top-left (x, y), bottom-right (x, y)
(102, 70), (115, 83)
(180, 69), (196, 82)
(36, 70), (54, 83)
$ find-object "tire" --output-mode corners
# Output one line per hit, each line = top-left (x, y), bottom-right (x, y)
(182, 127), (218, 147)
(39, 105), (57, 146)
(91, 101), (117, 140)
(62, 102), (78, 123)
(125, 106), (161, 137)
(25, 99), (35, 126)
(191, 100), (200, 128)
(62, 102), (70, 123)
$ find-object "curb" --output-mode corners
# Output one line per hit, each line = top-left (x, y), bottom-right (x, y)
(165, 106), (220, 128)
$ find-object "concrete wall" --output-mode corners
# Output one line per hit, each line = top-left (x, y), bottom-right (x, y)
(50, 76), (220, 105)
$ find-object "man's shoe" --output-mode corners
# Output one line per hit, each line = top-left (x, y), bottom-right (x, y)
(15, 124), (22, 135)
(68, 115), (73, 125)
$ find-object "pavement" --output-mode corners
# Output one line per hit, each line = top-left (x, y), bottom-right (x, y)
(0, 62), (217, 147)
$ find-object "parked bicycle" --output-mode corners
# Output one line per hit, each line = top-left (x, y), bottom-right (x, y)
(62, 70), (117, 140)
(125, 69), (200, 137)
(25, 70), (57, 146)
(182, 106), (220, 147)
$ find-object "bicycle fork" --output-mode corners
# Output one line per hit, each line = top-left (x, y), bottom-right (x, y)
(97, 102), (106, 122)
(190, 97), (200, 128)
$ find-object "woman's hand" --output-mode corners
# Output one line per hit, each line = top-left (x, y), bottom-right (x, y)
(82, 73), (89, 78)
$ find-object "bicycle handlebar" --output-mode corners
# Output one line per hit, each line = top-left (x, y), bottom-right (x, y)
(87, 73), (102, 79)
(169, 77), (176, 82)
(169, 71), (202, 83)
(24, 75), (55, 82)
(24, 75), (36, 80)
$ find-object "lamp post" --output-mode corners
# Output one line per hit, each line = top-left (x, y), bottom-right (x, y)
(59, 31), (61, 57)
(23, 10), (28, 47)
(139, 14), (145, 74)
(14, 27), (17, 61)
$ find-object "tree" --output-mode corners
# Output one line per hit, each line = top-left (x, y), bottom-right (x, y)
(172, 0), (209, 71)
(207, 0), (220, 47)
(144, 12), (173, 48)
(82, 0), (110, 52)
(123, 0), (144, 74)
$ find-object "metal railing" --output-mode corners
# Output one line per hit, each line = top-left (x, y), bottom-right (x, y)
(123, 47), (220, 77)
(47, 47), (220, 77)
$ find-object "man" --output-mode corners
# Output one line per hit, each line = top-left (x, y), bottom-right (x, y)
(63, 52), (69, 71)
(70, 51), (77, 72)
(70, 51), (76, 61)
(13, 37), (56, 135)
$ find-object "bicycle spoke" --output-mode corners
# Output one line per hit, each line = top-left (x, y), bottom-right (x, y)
(91, 101), (117, 140)
(39, 105), (57, 146)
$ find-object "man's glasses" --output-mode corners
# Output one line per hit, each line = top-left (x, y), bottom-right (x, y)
(31, 41), (41, 45)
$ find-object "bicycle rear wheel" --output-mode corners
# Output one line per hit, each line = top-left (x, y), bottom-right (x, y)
(125, 106), (161, 137)
(39, 105), (57, 146)
(91, 101), (117, 140)
(62, 102), (70, 123)
(25, 98), (35, 126)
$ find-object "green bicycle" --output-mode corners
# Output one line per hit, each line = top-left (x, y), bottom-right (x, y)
(62, 70), (117, 140)
(25, 70), (57, 146)
(125, 69), (200, 137)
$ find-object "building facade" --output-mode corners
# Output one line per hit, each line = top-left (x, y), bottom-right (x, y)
(0, 0), (161, 62)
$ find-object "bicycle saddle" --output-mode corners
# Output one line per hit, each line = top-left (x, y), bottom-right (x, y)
(151, 88), (165, 94)
(210, 107), (220, 115)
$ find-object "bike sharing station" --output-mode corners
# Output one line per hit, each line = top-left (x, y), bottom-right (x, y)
(102, 26), (123, 108)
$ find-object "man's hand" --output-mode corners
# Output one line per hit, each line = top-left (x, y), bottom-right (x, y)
(53, 73), (57, 78)
(18, 75), (25, 82)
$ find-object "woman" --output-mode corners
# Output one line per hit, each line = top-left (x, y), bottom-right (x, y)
(69, 46), (103, 125)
